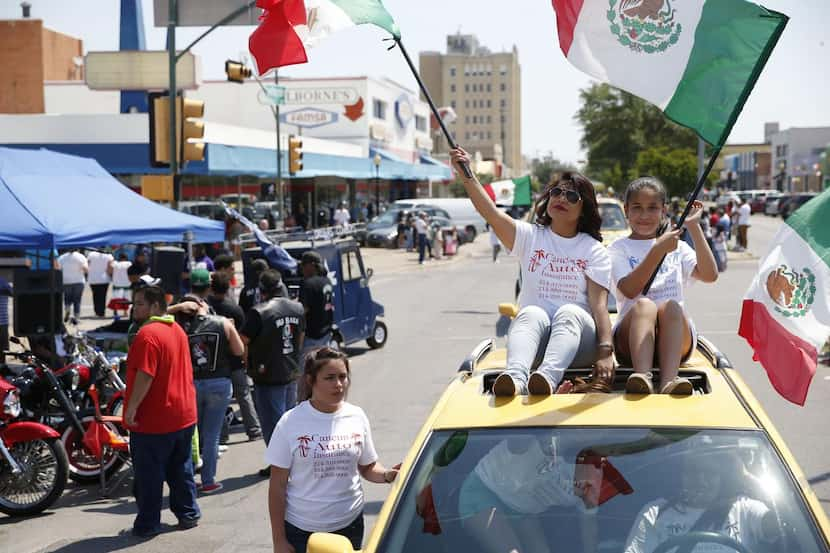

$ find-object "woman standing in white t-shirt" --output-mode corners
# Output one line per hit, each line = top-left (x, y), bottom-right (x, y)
(266, 348), (399, 553)
(450, 148), (615, 396)
(609, 178), (718, 395)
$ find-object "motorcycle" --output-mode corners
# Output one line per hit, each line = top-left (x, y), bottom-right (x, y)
(0, 372), (69, 516)
(4, 337), (125, 484)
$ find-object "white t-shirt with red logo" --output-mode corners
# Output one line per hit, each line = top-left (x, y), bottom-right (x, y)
(510, 221), (611, 317)
(608, 237), (697, 321)
(265, 400), (378, 532)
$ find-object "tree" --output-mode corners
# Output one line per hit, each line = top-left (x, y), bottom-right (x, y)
(575, 83), (698, 189)
(531, 155), (577, 191)
(631, 147), (699, 199)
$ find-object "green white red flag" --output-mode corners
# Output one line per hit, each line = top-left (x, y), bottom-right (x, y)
(550, 0), (787, 146)
(249, 0), (399, 75)
(483, 176), (532, 207)
(739, 191), (830, 405)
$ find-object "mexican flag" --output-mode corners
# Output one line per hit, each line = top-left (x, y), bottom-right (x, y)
(739, 190), (830, 405)
(551, 0), (787, 146)
(249, 0), (399, 75)
(483, 176), (532, 207)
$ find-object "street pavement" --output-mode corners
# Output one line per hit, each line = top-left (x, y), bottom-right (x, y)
(5, 214), (830, 552)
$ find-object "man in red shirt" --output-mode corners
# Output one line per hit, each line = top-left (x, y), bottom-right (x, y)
(126, 285), (200, 538)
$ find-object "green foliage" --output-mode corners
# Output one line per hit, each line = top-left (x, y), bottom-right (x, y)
(631, 147), (699, 198)
(531, 155), (577, 191)
(575, 83), (698, 190)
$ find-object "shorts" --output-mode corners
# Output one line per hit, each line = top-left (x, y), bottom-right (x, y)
(612, 312), (697, 367)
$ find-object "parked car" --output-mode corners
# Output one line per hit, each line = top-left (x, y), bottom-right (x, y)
(178, 201), (226, 221)
(305, 332), (830, 553)
(749, 191), (774, 213)
(779, 193), (818, 220)
(395, 198), (488, 241)
(598, 198), (630, 245)
(363, 206), (452, 249)
(715, 192), (741, 208)
(253, 201), (283, 229)
(765, 193), (783, 216)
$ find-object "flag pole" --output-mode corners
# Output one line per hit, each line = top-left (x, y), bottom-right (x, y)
(642, 143), (723, 295)
(389, 37), (473, 179)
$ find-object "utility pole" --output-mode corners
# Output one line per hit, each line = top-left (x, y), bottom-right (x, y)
(275, 71), (284, 222)
(167, 0), (179, 206)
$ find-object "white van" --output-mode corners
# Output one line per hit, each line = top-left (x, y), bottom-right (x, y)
(394, 198), (487, 240)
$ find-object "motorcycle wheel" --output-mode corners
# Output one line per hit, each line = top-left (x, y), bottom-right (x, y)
(60, 415), (125, 484)
(0, 437), (68, 516)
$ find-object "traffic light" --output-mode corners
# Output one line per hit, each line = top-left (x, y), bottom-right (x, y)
(148, 92), (205, 166)
(288, 135), (303, 175)
(225, 60), (252, 83)
(181, 97), (205, 162)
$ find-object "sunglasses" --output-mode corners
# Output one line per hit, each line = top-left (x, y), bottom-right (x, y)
(548, 186), (581, 205)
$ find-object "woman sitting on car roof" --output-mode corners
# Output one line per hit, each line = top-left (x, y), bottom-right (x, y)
(450, 148), (614, 396)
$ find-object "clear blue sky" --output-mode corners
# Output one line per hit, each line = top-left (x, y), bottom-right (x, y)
(2, 0), (827, 164)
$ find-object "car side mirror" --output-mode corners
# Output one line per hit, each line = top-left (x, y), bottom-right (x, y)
(308, 532), (357, 553)
(498, 303), (518, 318)
(366, 268), (374, 280)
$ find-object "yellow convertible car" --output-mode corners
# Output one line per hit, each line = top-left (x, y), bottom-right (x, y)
(310, 336), (830, 553)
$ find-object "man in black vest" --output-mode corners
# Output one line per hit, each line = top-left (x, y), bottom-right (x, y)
(209, 273), (263, 443)
(299, 250), (334, 355)
(181, 302), (244, 494)
(239, 269), (305, 477)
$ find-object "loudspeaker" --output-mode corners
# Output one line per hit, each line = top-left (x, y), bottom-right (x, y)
(152, 247), (185, 296)
(13, 269), (63, 335)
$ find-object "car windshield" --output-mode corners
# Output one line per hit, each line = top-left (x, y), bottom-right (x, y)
(599, 203), (628, 231)
(380, 428), (826, 553)
(374, 209), (404, 225)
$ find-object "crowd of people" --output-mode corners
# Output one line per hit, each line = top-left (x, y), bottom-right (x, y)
(106, 240), (398, 550)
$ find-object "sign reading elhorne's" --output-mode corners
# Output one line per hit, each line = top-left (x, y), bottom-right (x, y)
(283, 87), (360, 106)
(280, 108), (339, 129)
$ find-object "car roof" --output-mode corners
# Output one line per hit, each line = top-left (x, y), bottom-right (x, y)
(428, 341), (759, 431)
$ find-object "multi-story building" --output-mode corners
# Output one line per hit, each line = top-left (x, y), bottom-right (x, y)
(768, 123), (830, 192)
(420, 33), (522, 176)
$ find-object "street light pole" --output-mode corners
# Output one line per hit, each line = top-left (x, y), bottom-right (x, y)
(373, 153), (382, 217)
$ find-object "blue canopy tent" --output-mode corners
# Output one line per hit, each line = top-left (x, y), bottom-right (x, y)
(0, 147), (224, 249)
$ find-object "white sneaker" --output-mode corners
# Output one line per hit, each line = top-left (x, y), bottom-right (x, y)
(218, 445), (229, 452)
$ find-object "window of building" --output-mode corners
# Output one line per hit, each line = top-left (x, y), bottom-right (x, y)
(487, 99), (492, 108)
(500, 83), (506, 92)
(373, 99), (387, 120)
(473, 116), (477, 124)
(464, 65), (470, 76)
(449, 66), (456, 77)
(500, 99), (506, 108)
(487, 115), (492, 124)
(415, 115), (427, 132)
(500, 64), (507, 75)
(465, 83), (469, 93)
(465, 116), (470, 124)
(450, 100), (456, 109)
(450, 84), (456, 93)
(501, 114), (506, 123)
(487, 131), (492, 139)
(465, 100), (470, 108)
(472, 99), (477, 108)
(486, 83), (492, 93)
(487, 64), (492, 76)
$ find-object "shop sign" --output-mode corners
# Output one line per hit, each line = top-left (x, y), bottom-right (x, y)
(284, 87), (360, 105)
(280, 108), (339, 129)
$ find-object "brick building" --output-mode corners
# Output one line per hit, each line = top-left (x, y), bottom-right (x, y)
(0, 17), (83, 114)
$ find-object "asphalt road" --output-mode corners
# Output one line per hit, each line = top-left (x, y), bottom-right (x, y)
(5, 213), (829, 552)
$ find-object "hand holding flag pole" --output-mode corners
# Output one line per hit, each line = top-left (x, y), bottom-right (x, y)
(385, 37), (473, 179)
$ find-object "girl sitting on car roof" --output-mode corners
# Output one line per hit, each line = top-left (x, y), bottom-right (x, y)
(609, 177), (718, 395)
(450, 148), (614, 396)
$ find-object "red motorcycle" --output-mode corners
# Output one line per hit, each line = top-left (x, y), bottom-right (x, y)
(0, 375), (69, 516)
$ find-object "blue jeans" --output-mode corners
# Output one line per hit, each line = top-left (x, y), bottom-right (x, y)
(253, 381), (297, 445)
(418, 234), (428, 263)
(195, 377), (232, 486)
(131, 425), (200, 533)
(63, 283), (84, 317)
(504, 304), (597, 392)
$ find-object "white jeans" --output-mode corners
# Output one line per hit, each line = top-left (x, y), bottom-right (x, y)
(504, 304), (597, 391)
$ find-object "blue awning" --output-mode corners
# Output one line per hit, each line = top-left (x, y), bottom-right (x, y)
(0, 147), (224, 249)
(420, 153), (449, 167)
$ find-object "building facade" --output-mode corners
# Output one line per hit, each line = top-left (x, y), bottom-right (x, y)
(420, 33), (522, 176)
(768, 125), (830, 192)
(0, 18), (83, 114)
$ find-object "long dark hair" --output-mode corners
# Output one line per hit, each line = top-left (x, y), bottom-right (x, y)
(299, 347), (351, 402)
(534, 172), (603, 242)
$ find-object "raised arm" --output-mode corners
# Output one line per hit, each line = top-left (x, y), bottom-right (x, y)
(449, 147), (517, 251)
